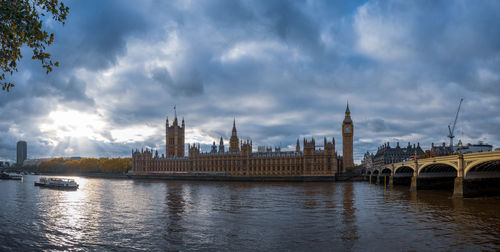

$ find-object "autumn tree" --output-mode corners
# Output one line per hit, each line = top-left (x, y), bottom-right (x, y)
(0, 0), (69, 91)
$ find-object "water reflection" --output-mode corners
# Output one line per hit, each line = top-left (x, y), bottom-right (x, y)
(1, 177), (500, 251)
(341, 182), (358, 251)
(165, 183), (186, 246)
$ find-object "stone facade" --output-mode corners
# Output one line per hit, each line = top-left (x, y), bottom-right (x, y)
(430, 142), (453, 157)
(165, 115), (185, 157)
(132, 107), (354, 177)
(373, 142), (424, 169)
(362, 152), (374, 171)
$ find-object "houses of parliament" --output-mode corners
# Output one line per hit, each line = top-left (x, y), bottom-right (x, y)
(132, 104), (354, 179)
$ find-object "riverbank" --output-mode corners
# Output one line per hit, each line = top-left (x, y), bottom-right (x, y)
(39, 172), (129, 179)
(38, 172), (366, 182)
(128, 174), (337, 182)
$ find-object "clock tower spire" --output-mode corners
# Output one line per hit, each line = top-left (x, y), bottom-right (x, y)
(342, 101), (354, 171)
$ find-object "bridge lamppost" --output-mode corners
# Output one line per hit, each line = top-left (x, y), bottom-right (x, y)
(453, 140), (465, 198)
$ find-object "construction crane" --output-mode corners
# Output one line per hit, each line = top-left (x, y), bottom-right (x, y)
(448, 98), (464, 150)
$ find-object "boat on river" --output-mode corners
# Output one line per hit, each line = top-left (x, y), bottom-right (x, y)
(34, 177), (79, 190)
(0, 172), (23, 180)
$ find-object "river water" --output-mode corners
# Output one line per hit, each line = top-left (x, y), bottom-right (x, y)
(1, 175), (499, 251)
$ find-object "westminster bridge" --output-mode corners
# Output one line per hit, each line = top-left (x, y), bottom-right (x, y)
(365, 150), (500, 198)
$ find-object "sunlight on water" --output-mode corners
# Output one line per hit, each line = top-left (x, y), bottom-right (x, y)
(1, 175), (500, 251)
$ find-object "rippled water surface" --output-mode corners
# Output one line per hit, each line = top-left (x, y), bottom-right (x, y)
(1, 175), (500, 251)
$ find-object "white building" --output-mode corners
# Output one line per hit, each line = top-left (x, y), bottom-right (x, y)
(453, 141), (493, 154)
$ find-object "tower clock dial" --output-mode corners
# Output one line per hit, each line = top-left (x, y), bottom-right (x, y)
(345, 126), (351, 133)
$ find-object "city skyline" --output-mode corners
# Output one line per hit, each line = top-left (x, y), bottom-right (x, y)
(1, 0), (500, 163)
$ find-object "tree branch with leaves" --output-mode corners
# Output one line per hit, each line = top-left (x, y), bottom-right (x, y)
(0, 0), (69, 91)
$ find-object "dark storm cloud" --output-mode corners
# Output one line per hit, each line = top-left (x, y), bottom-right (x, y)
(51, 0), (152, 70)
(1, 0), (500, 163)
(152, 67), (204, 97)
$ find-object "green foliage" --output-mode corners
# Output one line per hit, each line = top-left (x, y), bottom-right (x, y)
(38, 157), (132, 174)
(0, 0), (69, 91)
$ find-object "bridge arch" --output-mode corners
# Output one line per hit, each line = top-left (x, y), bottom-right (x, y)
(418, 163), (457, 178)
(464, 157), (500, 175)
(381, 168), (392, 175)
(418, 162), (457, 174)
(465, 159), (500, 179)
(393, 166), (413, 179)
(394, 166), (414, 173)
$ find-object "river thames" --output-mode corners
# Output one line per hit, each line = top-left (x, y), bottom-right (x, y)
(1, 175), (499, 251)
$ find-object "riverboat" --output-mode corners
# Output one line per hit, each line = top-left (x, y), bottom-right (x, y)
(0, 172), (23, 180)
(34, 177), (79, 190)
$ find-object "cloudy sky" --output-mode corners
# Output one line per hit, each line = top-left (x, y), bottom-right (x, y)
(1, 0), (500, 163)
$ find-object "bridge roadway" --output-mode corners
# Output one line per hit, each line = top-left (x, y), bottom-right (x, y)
(365, 150), (500, 198)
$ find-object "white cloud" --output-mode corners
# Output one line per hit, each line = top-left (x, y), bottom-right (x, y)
(354, 2), (414, 62)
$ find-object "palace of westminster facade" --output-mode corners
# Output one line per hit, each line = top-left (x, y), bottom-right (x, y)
(132, 104), (354, 178)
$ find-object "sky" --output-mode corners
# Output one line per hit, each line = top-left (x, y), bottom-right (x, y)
(1, 0), (500, 163)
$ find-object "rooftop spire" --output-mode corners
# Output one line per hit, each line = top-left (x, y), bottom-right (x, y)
(343, 100), (352, 123)
(232, 118), (237, 135)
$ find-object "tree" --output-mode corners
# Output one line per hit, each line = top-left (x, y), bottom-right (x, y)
(0, 0), (69, 91)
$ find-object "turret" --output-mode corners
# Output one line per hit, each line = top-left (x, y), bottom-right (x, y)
(296, 138), (300, 152)
(188, 143), (200, 157)
(166, 108), (185, 157)
(232, 118), (237, 135)
(303, 138), (315, 156)
(211, 141), (217, 153)
(240, 139), (252, 156)
(219, 136), (225, 153)
(229, 118), (240, 152)
(324, 137), (336, 155)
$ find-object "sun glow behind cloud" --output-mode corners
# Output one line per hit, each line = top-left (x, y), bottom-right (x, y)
(40, 109), (108, 144)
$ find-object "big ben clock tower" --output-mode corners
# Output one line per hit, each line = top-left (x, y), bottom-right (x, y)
(342, 102), (354, 170)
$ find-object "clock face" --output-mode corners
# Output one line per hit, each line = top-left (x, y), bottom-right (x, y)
(345, 126), (351, 133)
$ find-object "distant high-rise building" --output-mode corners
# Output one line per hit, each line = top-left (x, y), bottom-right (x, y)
(17, 141), (27, 166)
